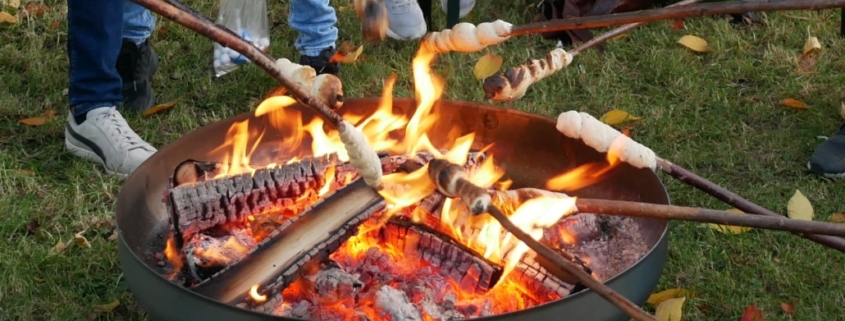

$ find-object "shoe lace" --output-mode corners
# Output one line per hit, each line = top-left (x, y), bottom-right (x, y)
(94, 108), (154, 152)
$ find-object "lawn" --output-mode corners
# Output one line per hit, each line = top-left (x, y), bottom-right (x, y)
(1, 0), (844, 320)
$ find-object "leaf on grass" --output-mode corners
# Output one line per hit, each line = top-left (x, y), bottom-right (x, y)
(74, 232), (92, 249)
(143, 99), (179, 117)
(803, 36), (821, 57)
(5, 0), (21, 8)
(0, 11), (17, 24)
(669, 19), (685, 30)
(599, 109), (641, 126)
(34, 277), (44, 283)
(708, 208), (751, 234)
(787, 189), (813, 221)
(473, 52), (503, 80)
(330, 42), (364, 64)
(739, 304), (764, 321)
(157, 25), (169, 35)
(18, 169), (34, 175)
(92, 299), (120, 313)
(780, 98), (807, 110)
(51, 239), (67, 255)
(108, 231), (119, 241)
(49, 20), (59, 29)
(780, 302), (795, 315)
(840, 102), (845, 120)
(25, 219), (40, 235)
(831, 213), (845, 223)
(18, 3), (49, 19)
(609, 33), (629, 42)
(648, 288), (692, 305)
(43, 109), (57, 117)
(20, 116), (47, 126)
(654, 297), (685, 321)
(677, 35), (708, 53)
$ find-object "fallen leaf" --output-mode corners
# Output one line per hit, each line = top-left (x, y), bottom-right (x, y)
(5, 0), (20, 8)
(648, 288), (692, 305)
(677, 35), (708, 53)
(143, 99), (179, 117)
(803, 36), (821, 57)
(780, 98), (808, 110)
(708, 208), (752, 234)
(92, 299), (120, 313)
(599, 109), (641, 126)
(34, 277), (44, 283)
(473, 52), (504, 80)
(18, 3), (49, 19)
(18, 169), (34, 175)
(654, 297), (685, 321)
(787, 189), (813, 221)
(157, 25), (169, 35)
(795, 55), (817, 75)
(20, 116), (47, 126)
(74, 232), (92, 249)
(609, 33), (629, 42)
(330, 42), (364, 64)
(830, 213), (845, 223)
(0, 11), (16, 24)
(49, 20), (59, 29)
(740, 304), (764, 321)
(108, 231), (119, 241)
(669, 19), (685, 30)
(51, 239), (67, 255)
(780, 302), (795, 315)
(43, 109), (57, 117)
(25, 219), (40, 235)
(62, 88), (68, 95)
(840, 102), (845, 120)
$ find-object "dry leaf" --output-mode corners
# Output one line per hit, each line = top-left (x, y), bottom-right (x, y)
(143, 99), (179, 117)
(20, 116), (47, 126)
(43, 109), (57, 117)
(739, 304), (764, 321)
(0, 11), (17, 24)
(677, 35), (708, 53)
(157, 25), (169, 35)
(795, 55), (817, 75)
(5, 0), (21, 8)
(34, 277), (44, 283)
(648, 288), (692, 305)
(780, 98), (808, 110)
(18, 3), (49, 19)
(339, 45), (364, 64)
(51, 239), (67, 255)
(108, 231), (119, 241)
(49, 20), (59, 29)
(18, 169), (34, 175)
(803, 36), (821, 57)
(655, 297), (685, 321)
(92, 299), (120, 313)
(25, 219), (40, 235)
(787, 189), (814, 221)
(708, 208), (751, 234)
(473, 52), (504, 80)
(74, 232), (92, 249)
(599, 109), (641, 126)
(780, 302), (795, 315)
(840, 102), (845, 120)
(330, 42), (364, 64)
(609, 33), (629, 42)
(831, 213), (845, 223)
(669, 19), (685, 30)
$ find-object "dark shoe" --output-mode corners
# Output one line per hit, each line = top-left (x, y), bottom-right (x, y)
(116, 39), (159, 113)
(299, 47), (340, 76)
(808, 123), (845, 178)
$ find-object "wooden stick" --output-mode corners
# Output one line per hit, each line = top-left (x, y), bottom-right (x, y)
(656, 159), (845, 251)
(574, 198), (845, 236)
(509, 0), (845, 36)
(426, 159), (658, 321)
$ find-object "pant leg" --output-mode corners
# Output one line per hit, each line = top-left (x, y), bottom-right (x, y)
(67, 0), (124, 116)
(289, 0), (338, 57)
(123, 0), (156, 46)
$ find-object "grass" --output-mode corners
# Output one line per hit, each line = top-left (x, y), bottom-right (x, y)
(1, 0), (845, 320)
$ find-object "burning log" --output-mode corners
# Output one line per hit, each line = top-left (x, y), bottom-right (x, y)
(190, 178), (385, 307)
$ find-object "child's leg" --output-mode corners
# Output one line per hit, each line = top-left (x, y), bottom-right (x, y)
(290, 0), (339, 74)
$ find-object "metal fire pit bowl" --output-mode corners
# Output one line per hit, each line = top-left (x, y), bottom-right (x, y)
(116, 98), (671, 321)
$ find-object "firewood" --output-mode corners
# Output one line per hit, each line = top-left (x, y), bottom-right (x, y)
(192, 178), (385, 308)
(274, 58), (344, 109)
(421, 20), (513, 54)
(482, 48), (574, 102)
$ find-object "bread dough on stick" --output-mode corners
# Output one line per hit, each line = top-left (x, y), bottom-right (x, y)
(555, 111), (657, 170)
(422, 20), (513, 53)
(483, 48), (573, 101)
(274, 58), (345, 109)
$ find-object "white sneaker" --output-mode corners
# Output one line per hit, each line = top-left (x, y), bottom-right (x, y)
(385, 0), (427, 40)
(65, 107), (157, 177)
(440, 0), (476, 18)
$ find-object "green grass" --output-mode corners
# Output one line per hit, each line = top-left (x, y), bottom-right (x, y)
(2, 0), (845, 320)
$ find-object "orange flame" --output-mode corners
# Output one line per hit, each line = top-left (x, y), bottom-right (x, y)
(545, 135), (625, 191)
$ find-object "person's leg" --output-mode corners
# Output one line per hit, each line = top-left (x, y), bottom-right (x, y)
(118, 0), (159, 112)
(808, 123), (845, 178)
(384, 0), (427, 40)
(65, 0), (157, 177)
(290, 0), (340, 75)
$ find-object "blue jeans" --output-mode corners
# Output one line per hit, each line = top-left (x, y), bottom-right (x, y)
(290, 0), (338, 57)
(67, 0), (155, 116)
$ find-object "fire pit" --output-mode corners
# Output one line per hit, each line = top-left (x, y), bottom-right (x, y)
(117, 90), (670, 320)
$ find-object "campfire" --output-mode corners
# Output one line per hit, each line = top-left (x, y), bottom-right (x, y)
(152, 46), (651, 321)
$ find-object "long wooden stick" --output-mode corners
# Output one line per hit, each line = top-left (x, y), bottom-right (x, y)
(656, 159), (845, 251)
(574, 198), (845, 236)
(509, 0), (845, 36)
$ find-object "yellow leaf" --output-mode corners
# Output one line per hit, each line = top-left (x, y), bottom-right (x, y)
(143, 99), (179, 117)
(830, 213), (845, 223)
(787, 189), (813, 221)
(648, 288), (693, 305)
(610, 33), (629, 42)
(50, 239), (67, 255)
(92, 299), (120, 313)
(5, 0), (21, 8)
(708, 208), (752, 234)
(74, 232), (92, 249)
(20, 116), (47, 126)
(803, 36), (821, 57)
(677, 35), (708, 53)
(0, 11), (16, 24)
(473, 52), (503, 80)
(340, 45), (364, 64)
(599, 109), (641, 126)
(655, 297), (685, 321)
(780, 98), (807, 110)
